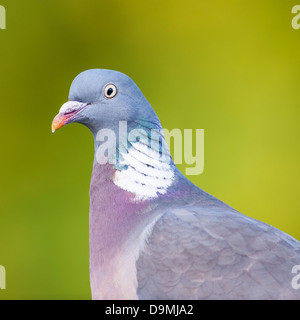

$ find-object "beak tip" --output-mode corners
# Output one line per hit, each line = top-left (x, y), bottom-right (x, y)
(51, 113), (65, 133)
(51, 122), (57, 133)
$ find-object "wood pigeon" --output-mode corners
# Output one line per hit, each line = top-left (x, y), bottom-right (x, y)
(52, 69), (300, 300)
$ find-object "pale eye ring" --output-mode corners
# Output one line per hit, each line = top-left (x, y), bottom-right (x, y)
(104, 84), (117, 98)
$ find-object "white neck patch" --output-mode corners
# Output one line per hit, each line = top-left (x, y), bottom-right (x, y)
(113, 141), (175, 201)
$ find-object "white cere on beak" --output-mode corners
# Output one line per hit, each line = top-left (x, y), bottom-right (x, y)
(59, 101), (87, 114)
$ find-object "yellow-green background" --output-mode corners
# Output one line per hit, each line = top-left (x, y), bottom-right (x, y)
(0, 0), (299, 299)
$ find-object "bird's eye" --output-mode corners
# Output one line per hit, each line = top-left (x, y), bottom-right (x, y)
(104, 84), (117, 98)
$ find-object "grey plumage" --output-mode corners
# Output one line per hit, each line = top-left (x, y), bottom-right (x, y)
(137, 203), (300, 299)
(52, 69), (300, 300)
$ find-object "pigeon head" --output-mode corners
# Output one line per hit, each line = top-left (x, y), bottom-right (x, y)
(52, 69), (175, 202)
(52, 69), (160, 135)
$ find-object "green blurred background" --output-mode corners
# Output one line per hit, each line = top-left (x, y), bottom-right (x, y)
(0, 0), (299, 299)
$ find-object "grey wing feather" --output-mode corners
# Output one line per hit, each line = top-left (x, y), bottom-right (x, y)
(136, 205), (300, 299)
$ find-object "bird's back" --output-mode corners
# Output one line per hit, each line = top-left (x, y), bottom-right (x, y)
(137, 201), (300, 300)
